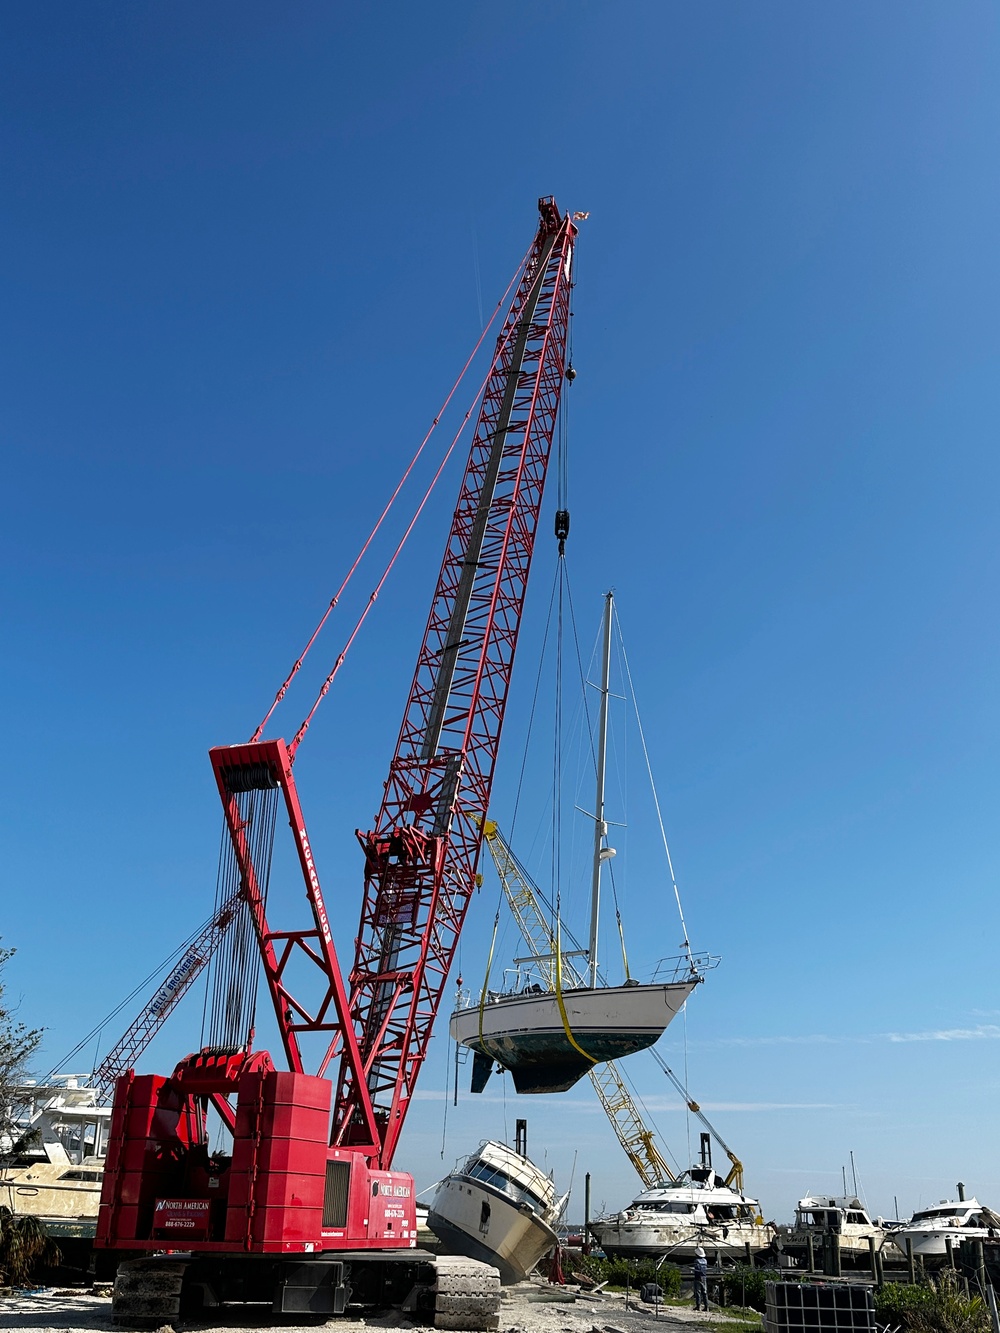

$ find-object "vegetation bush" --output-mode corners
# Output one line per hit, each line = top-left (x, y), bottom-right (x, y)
(0, 1208), (61, 1287)
(721, 1264), (781, 1312)
(875, 1273), (989, 1333)
(567, 1250), (682, 1296)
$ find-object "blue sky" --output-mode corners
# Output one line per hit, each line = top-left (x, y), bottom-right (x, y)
(3, 2), (1000, 1223)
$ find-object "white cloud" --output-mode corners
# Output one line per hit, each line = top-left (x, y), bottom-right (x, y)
(672, 1024), (1000, 1048)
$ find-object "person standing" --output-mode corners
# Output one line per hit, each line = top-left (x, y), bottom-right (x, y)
(692, 1245), (709, 1312)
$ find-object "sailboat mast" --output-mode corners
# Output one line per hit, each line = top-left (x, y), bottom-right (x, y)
(588, 590), (614, 988)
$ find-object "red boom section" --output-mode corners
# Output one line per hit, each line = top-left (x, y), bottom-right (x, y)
(208, 739), (381, 1156)
(334, 197), (576, 1165)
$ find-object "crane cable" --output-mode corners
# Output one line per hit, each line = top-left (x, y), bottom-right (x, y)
(287, 279), (537, 758)
(251, 241), (534, 748)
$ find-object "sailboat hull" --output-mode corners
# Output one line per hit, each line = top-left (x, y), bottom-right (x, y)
(450, 981), (698, 1093)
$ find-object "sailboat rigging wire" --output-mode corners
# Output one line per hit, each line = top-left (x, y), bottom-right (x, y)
(252, 241), (532, 745)
(614, 609), (694, 957)
(477, 911), (501, 1044)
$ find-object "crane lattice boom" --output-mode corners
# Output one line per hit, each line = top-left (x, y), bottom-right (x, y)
(335, 198), (576, 1164)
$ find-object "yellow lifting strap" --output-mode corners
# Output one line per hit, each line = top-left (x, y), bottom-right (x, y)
(554, 916), (597, 1067)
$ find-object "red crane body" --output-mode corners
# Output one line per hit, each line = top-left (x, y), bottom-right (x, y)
(95, 199), (577, 1322)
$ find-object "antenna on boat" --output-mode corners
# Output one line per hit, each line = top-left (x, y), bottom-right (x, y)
(588, 589), (616, 988)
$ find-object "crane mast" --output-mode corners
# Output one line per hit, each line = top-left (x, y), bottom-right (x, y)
(336, 198), (575, 1165)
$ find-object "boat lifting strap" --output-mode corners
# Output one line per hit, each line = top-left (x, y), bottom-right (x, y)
(554, 916), (597, 1068)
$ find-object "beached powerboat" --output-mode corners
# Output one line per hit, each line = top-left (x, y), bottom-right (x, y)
(588, 1161), (772, 1262)
(776, 1195), (894, 1263)
(891, 1197), (997, 1260)
(427, 1138), (564, 1284)
(0, 1077), (110, 1240)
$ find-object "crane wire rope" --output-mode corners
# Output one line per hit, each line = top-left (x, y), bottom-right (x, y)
(45, 907), (228, 1083)
(251, 241), (533, 746)
(287, 279), (536, 759)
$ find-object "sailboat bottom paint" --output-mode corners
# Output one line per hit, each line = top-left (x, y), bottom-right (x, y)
(450, 981), (699, 1094)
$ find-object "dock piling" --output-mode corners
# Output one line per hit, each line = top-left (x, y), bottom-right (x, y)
(868, 1236), (879, 1286)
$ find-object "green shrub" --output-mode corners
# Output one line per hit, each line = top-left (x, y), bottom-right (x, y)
(721, 1265), (781, 1312)
(875, 1274), (989, 1333)
(568, 1251), (682, 1296)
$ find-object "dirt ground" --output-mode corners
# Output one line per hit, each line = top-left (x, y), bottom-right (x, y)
(0, 1282), (758, 1333)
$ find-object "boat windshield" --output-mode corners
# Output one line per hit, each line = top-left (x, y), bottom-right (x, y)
(464, 1158), (550, 1215)
(911, 1207), (970, 1223)
(636, 1201), (696, 1214)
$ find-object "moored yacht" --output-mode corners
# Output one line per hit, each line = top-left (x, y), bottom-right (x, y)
(588, 1161), (772, 1262)
(0, 1077), (110, 1241)
(892, 1195), (997, 1260)
(427, 1137), (564, 1284)
(777, 1195), (893, 1263)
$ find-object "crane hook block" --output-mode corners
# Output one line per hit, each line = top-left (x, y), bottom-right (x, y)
(554, 510), (570, 543)
(566, 364), (577, 382)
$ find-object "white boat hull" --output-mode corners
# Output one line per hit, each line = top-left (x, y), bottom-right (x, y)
(428, 1176), (558, 1284)
(892, 1228), (988, 1260)
(590, 1216), (771, 1262)
(451, 981), (698, 1093)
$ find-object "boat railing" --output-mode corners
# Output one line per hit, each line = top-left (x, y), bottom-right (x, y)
(651, 952), (720, 983)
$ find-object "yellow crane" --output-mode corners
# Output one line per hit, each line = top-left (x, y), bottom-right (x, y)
(480, 819), (744, 1193)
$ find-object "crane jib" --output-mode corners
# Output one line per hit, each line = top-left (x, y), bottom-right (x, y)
(419, 226), (562, 764)
(335, 198), (577, 1166)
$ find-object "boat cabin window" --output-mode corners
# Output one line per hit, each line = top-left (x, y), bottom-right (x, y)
(59, 1168), (103, 1182)
(465, 1159), (549, 1215)
(706, 1207), (737, 1221)
(911, 1207), (963, 1222)
(845, 1212), (868, 1225)
(801, 1210), (840, 1230)
(641, 1201), (696, 1214)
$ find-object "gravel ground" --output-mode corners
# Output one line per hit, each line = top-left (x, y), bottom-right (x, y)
(0, 1284), (758, 1333)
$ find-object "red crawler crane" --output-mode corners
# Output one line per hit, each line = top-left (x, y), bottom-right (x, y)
(95, 198), (577, 1328)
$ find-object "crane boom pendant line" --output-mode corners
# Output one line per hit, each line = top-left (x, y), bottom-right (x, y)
(337, 199), (576, 1165)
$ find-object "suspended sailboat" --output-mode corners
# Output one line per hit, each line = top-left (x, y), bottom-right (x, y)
(450, 590), (704, 1094)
